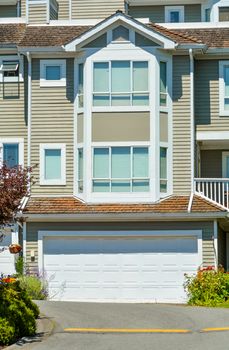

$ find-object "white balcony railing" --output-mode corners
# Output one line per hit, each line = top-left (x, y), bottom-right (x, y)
(194, 178), (229, 210)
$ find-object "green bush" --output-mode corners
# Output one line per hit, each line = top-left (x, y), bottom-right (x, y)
(18, 275), (48, 300)
(15, 256), (24, 276)
(0, 282), (38, 344)
(184, 267), (229, 307)
(0, 318), (15, 345)
(10, 281), (40, 318)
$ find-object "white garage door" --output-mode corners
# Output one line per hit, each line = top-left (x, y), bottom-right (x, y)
(43, 233), (201, 303)
(0, 233), (16, 276)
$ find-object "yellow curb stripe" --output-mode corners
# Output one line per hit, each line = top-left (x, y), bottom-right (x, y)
(64, 328), (191, 334)
(202, 327), (229, 332)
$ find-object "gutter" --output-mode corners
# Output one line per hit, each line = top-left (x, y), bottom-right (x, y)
(26, 52), (32, 189)
(188, 48), (195, 213)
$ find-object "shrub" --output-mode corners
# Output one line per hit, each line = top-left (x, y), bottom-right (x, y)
(184, 266), (229, 307)
(0, 318), (15, 345)
(15, 256), (24, 276)
(18, 275), (48, 300)
(10, 281), (40, 318)
(0, 282), (38, 344)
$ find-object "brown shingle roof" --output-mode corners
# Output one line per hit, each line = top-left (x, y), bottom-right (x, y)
(19, 25), (91, 47)
(172, 28), (229, 48)
(0, 24), (26, 46)
(24, 195), (225, 215)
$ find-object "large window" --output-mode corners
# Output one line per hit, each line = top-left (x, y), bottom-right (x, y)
(93, 61), (149, 107)
(93, 146), (149, 193)
(40, 144), (66, 185)
(219, 61), (229, 115)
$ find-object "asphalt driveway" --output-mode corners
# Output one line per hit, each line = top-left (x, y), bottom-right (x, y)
(25, 301), (229, 350)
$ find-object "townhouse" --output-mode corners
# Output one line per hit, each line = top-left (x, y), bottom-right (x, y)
(0, 0), (229, 303)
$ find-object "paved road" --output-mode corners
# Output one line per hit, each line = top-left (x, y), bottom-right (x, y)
(26, 301), (229, 350)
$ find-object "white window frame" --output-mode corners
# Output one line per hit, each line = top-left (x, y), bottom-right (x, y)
(219, 61), (229, 116)
(40, 143), (66, 185)
(0, 55), (23, 83)
(92, 145), (150, 193)
(0, 138), (24, 167)
(92, 60), (150, 110)
(165, 6), (184, 23)
(40, 59), (66, 87)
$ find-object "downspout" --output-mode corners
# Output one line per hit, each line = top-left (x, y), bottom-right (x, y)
(26, 52), (32, 188)
(188, 49), (195, 213)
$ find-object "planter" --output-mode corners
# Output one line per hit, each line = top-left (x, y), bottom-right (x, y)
(9, 244), (22, 254)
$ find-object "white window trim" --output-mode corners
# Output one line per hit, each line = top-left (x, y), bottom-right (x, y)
(165, 6), (184, 23)
(40, 143), (66, 185)
(222, 151), (229, 178)
(0, 55), (23, 83)
(219, 60), (229, 116)
(0, 138), (24, 167)
(40, 59), (66, 87)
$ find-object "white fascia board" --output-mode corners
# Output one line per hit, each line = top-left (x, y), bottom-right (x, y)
(21, 212), (227, 222)
(196, 131), (229, 141)
(177, 44), (207, 50)
(160, 22), (229, 29)
(64, 12), (176, 51)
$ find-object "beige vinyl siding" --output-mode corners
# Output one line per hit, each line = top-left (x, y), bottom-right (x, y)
(26, 220), (214, 273)
(200, 150), (223, 178)
(31, 58), (74, 195)
(92, 112), (150, 142)
(173, 56), (191, 195)
(160, 112), (168, 143)
(129, 4), (201, 22)
(0, 5), (17, 17)
(195, 60), (229, 132)
(0, 57), (27, 164)
(58, 0), (69, 19)
(28, 4), (47, 24)
(71, 0), (124, 19)
(21, 0), (26, 17)
(77, 113), (84, 143)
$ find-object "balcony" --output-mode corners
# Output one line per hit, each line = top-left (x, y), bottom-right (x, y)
(194, 178), (229, 210)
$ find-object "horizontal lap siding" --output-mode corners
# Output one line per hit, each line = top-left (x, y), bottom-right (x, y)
(28, 5), (47, 24)
(71, 0), (124, 19)
(0, 57), (27, 165)
(173, 56), (191, 195)
(129, 5), (201, 23)
(58, 0), (69, 19)
(26, 221), (214, 273)
(195, 60), (229, 132)
(31, 59), (74, 195)
(21, 0), (26, 17)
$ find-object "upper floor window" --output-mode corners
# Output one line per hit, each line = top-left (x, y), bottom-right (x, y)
(160, 61), (167, 107)
(0, 60), (20, 83)
(78, 63), (84, 108)
(165, 6), (184, 23)
(160, 147), (167, 193)
(40, 144), (66, 185)
(93, 146), (149, 193)
(219, 61), (229, 116)
(93, 61), (149, 107)
(219, 7), (229, 21)
(40, 59), (66, 87)
(3, 144), (19, 168)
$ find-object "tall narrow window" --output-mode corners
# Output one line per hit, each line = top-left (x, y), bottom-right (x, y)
(219, 61), (229, 115)
(160, 147), (167, 193)
(78, 148), (84, 193)
(3, 143), (18, 168)
(93, 61), (149, 107)
(93, 147), (149, 193)
(160, 62), (167, 107)
(205, 8), (210, 22)
(40, 144), (66, 185)
(78, 64), (84, 108)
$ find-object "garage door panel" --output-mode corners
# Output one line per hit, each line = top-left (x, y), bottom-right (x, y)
(43, 234), (200, 302)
